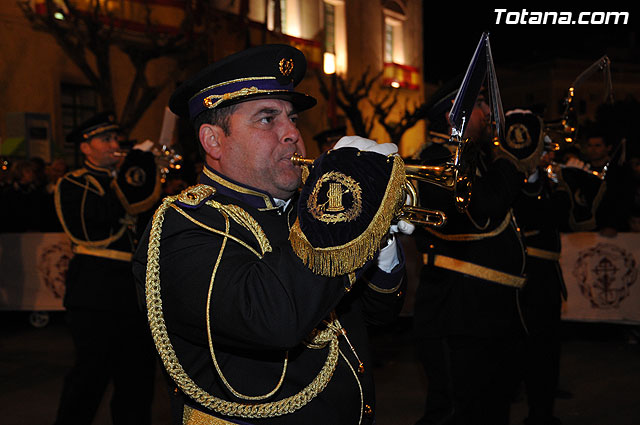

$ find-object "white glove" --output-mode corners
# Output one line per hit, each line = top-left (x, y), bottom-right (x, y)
(565, 157), (590, 171)
(333, 135), (398, 156)
(505, 108), (533, 116)
(376, 220), (415, 271)
(390, 219), (415, 236)
(527, 168), (540, 183)
(377, 236), (399, 272)
(133, 139), (155, 152)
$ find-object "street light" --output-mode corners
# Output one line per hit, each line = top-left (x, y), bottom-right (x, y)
(323, 52), (337, 128)
(323, 52), (336, 75)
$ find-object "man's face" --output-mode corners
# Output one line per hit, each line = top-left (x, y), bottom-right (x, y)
(585, 137), (611, 164)
(462, 95), (491, 145)
(207, 98), (306, 200)
(80, 131), (121, 168)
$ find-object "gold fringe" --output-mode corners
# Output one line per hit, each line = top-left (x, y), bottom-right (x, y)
(289, 155), (406, 277)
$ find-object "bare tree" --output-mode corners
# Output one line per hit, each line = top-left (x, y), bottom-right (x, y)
(17, 0), (209, 133)
(314, 67), (381, 137)
(369, 90), (428, 144)
(315, 67), (428, 147)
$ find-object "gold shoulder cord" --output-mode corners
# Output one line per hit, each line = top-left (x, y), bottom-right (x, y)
(145, 185), (342, 418)
(54, 173), (127, 248)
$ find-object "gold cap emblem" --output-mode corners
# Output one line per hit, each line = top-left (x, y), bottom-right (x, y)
(279, 58), (294, 77)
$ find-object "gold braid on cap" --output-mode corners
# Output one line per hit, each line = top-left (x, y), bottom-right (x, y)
(145, 185), (343, 418)
(289, 154), (406, 277)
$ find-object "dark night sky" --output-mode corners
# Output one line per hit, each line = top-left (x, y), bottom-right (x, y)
(422, 6), (639, 84)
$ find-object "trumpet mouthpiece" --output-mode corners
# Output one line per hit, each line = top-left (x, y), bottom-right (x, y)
(290, 153), (314, 166)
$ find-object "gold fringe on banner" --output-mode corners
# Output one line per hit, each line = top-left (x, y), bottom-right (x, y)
(289, 155), (406, 277)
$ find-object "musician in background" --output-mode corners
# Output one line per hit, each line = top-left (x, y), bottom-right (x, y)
(557, 127), (633, 236)
(412, 82), (528, 425)
(53, 112), (163, 425)
(585, 131), (633, 235)
(508, 110), (570, 425)
(132, 44), (409, 425)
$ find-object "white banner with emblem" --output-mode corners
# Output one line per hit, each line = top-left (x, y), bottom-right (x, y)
(560, 232), (640, 324)
(0, 232), (70, 311)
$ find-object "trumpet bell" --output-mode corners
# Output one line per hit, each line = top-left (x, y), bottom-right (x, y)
(405, 139), (476, 214)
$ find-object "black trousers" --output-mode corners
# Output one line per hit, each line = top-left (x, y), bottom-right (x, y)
(415, 334), (524, 425)
(54, 309), (156, 425)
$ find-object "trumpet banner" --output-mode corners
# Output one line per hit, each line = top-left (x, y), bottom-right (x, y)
(560, 232), (640, 324)
(0, 233), (71, 311)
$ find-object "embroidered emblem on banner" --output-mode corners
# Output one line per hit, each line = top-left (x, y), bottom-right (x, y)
(307, 171), (362, 223)
(572, 243), (638, 309)
(37, 240), (72, 299)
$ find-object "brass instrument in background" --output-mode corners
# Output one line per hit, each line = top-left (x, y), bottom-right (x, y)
(542, 55), (614, 183)
(544, 55), (612, 148)
(114, 143), (183, 183)
(291, 139), (476, 228)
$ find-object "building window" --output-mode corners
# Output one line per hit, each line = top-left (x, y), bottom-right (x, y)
(60, 83), (98, 150)
(324, 2), (335, 54)
(323, 0), (346, 75)
(382, 1), (406, 65)
(384, 21), (394, 63)
(266, 0), (286, 33)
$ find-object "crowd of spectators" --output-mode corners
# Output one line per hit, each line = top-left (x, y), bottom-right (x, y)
(0, 154), (201, 234)
(0, 156), (65, 233)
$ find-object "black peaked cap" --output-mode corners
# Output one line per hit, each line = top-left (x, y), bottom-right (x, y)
(65, 111), (121, 144)
(169, 44), (317, 121)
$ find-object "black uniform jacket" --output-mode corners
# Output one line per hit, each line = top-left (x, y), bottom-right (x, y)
(132, 164), (406, 425)
(55, 150), (162, 311)
(412, 143), (527, 337)
(513, 170), (570, 333)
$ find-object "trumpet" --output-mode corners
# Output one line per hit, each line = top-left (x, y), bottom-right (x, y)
(290, 153), (447, 227)
(113, 144), (183, 183)
(290, 141), (476, 228)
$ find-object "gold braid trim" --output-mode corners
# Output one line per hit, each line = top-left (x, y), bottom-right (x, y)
(145, 191), (341, 419)
(207, 200), (273, 256)
(54, 174), (128, 249)
(203, 208), (286, 402)
(289, 155), (406, 277)
(423, 210), (513, 242)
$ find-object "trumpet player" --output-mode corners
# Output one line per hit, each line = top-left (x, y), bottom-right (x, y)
(508, 109), (571, 425)
(132, 44), (409, 425)
(53, 112), (166, 425)
(412, 82), (529, 425)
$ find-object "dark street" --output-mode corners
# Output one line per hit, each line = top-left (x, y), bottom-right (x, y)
(1, 311), (639, 425)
